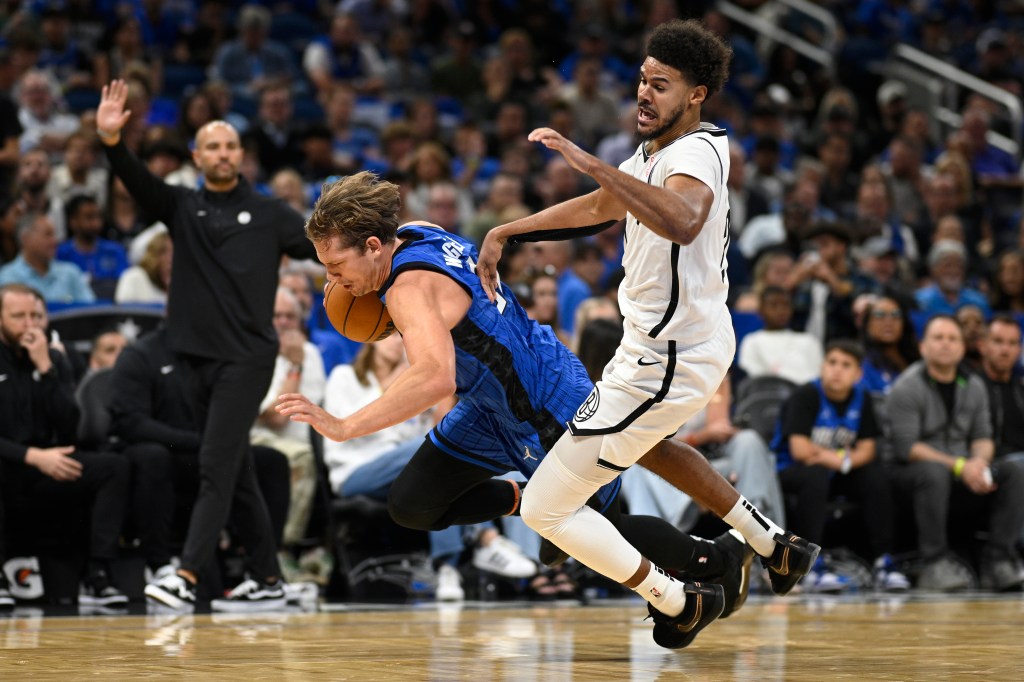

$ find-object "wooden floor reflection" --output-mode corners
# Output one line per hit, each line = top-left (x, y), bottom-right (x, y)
(2, 594), (1022, 680)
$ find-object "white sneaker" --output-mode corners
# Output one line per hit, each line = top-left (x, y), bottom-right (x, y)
(473, 536), (537, 578)
(211, 578), (287, 613)
(145, 572), (196, 612)
(804, 557), (851, 594)
(436, 564), (464, 602)
(283, 581), (319, 604)
(873, 555), (910, 592)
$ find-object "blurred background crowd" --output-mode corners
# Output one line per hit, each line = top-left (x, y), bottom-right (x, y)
(2, 0), (1024, 608)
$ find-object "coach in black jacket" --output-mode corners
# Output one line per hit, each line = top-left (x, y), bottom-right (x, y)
(108, 327), (290, 589)
(97, 80), (316, 610)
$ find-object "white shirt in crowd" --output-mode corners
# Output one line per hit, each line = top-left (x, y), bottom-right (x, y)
(737, 329), (824, 385)
(253, 341), (326, 443)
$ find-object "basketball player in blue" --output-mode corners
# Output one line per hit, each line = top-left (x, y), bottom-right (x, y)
(474, 19), (820, 647)
(277, 170), (750, 649)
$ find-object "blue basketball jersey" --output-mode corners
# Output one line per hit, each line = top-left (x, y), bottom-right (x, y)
(772, 380), (865, 470)
(378, 224), (619, 509)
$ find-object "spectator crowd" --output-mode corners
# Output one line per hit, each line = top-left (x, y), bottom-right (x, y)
(3, 0), (1024, 607)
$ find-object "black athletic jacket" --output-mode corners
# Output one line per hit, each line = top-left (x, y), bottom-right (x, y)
(0, 341), (78, 462)
(104, 141), (317, 365)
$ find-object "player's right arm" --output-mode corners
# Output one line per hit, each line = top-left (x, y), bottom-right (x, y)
(477, 188), (625, 301)
(96, 79), (178, 225)
(278, 270), (470, 442)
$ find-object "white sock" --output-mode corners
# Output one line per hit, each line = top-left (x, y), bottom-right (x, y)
(722, 495), (784, 558)
(633, 564), (687, 617)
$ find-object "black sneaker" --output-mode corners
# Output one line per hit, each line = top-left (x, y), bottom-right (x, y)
(709, 530), (754, 618)
(211, 578), (287, 612)
(80, 571), (128, 607)
(0, 573), (14, 608)
(145, 572), (197, 611)
(539, 538), (570, 568)
(646, 581), (725, 649)
(762, 532), (821, 595)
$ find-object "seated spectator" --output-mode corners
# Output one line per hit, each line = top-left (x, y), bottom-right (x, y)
(889, 315), (1024, 591)
(303, 12), (386, 96)
(0, 212), (95, 304)
(107, 327), (291, 599)
(789, 222), (879, 343)
(851, 170), (919, 265)
(977, 316), (1024, 590)
(15, 148), (66, 240)
(47, 131), (109, 209)
(245, 83), (304, 178)
(324, 83), (381, 176)
(250, 288), (326, 553)
(915, 240), (991, 317)
(0, 197), (25, 265)
(0, 283), (129, 606)
(278, 268), (361, 374)
(771, 340), (909, 592)
(737, 179), (820, 261)
(989, 249), (1024, 313)
(114, 231), (171, 304)
(859, 296), (916, 389)
(956, 304), (986, 373)
(570, 297), (621, 355)
(559, 241), (604, 337)
(524, 269), (569, 346)
(737, 286), (824, 385)
(16, 69), (79, 157)
(464, 172), (529, 247)
(323, 336), (536, 601)
(210, 5), (298, 99)
(56, 196), (128, 300)
(84, 329), (127, 377)
(405, 144), (476, 230)
(732, 249), (794, 312)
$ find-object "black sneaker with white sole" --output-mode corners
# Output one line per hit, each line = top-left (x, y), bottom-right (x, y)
(80, 571), (128, 607)
(763, 532), (821, 595)
(211, 578), (287, 612)
(709, 529), (754, 619)
(647, 581), (726, 649)
(145, 572), (197, 611)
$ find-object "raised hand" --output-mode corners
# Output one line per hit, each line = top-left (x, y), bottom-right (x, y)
(527, 127), (595, 175)
(96, 80), (133, 140)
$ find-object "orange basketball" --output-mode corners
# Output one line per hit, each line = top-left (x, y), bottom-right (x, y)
(323, 280), (396, 342)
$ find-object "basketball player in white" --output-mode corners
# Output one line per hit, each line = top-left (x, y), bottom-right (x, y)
(478, 19), (819, 647)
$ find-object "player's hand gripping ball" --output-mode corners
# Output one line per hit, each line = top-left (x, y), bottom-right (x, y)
(323, 280), (396, 342)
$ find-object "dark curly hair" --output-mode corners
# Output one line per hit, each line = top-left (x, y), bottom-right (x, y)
(646, 19), (732, 97)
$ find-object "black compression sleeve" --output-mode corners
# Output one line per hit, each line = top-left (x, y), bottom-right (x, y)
(509, 220), (619, 243)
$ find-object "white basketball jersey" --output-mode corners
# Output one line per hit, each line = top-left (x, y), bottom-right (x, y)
(616, 123), (731, 345)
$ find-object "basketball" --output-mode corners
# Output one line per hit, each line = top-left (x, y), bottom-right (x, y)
(323, 280), (396, 342)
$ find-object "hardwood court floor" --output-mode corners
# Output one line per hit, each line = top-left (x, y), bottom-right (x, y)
(2, 594), (1022, 681)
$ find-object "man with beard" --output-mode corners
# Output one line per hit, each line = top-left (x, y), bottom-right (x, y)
(475, 19), (820, 647)
(95, 79), (316, 612)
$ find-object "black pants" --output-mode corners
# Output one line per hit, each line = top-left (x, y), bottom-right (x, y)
(178, 356), (279, 580)
(779, 459), (895, 558)
(891, 458), (1024, 560)
(0, 451), (130, 564)
(123, 443), (290, 570)
(388, 438), (718, 576)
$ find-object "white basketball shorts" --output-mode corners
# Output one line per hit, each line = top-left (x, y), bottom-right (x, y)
(567, 318), (735, 471)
